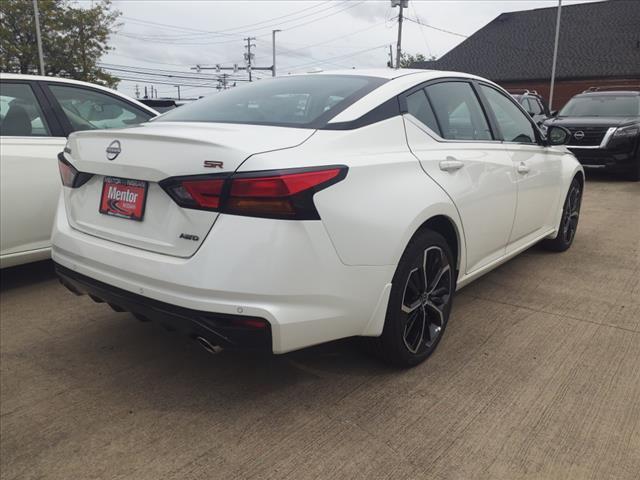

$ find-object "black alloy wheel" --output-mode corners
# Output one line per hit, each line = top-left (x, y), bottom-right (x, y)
(376, 230), (455, 367)
(543, 177), (583, 252)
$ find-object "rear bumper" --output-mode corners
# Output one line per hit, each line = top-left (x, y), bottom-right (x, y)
(56, 264), (273, 351)
(51, 195), (393, 353)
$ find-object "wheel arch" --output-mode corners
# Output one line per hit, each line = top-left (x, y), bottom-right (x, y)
(417, 214), (462, 274)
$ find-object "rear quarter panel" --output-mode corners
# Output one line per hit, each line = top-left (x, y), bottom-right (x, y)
(238, 116), (465, 270)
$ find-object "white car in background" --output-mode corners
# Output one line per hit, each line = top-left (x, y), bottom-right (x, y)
(52, 69), (583, 367)
(0, 74), (157, 268)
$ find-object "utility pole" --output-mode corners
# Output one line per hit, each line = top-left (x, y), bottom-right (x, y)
(388, 44), (394, 68)
(549, 0), (562, 111)
(272, 29), (281, 77)
(175, 85), (181, 100)
(244, 37), (256, 81)
(144, 86), (148, 99)
(392, 0), (408, 69)
(32, 0), (45, 75)
(134, 84), (140, 98)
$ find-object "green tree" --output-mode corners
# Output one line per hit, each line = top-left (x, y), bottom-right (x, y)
(399, 52), (437, 68)
(0, 0), (121, 87)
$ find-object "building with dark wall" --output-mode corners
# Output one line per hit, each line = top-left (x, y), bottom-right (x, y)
(412, 0), (640, 109)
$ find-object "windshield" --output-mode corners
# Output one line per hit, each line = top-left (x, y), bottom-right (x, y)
(156, 75), (386, 128)
(559, 95), (640, 117)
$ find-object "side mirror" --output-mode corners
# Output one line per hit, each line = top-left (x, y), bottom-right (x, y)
(550, 110), (558, 117)
(546, 125), (571, 146)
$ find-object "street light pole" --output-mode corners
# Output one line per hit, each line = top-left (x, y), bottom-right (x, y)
(32, 0), (45, 75)
(272, 29), (281, 77)
(549, 0), (562, 111)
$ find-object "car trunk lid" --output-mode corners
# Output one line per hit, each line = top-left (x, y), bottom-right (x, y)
(62, 122), (314, 257)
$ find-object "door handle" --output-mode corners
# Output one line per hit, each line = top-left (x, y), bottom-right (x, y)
(439, 159), (465, 172)
(517, 162), (530, 174)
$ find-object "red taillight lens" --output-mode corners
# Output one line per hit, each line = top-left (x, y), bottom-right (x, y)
(58, 155), (79, 187)
(230, 169), (341, 197)
(226, 168), (344, 219)
(163, 177), (225, 211)
(181, 179), (225, 209)
(160, 166), (346, 219)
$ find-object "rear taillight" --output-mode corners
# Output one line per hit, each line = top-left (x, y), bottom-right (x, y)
(57, 153), (93, 188)
(160, 166), (346, 220)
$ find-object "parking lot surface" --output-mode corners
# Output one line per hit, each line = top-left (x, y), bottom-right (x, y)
(1, 176), (639, 480)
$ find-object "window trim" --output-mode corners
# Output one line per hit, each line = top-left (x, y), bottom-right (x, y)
(0, 80), (65, 137)
(474, 82), (545, 146)
(40, 81), (155, 136)
(398, 77), (498, 144)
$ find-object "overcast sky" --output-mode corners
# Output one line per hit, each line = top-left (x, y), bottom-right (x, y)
(95, 0), (599, 99)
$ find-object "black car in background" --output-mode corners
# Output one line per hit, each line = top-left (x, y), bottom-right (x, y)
(509, 90), (551, 127)
(544, 87), (640, 180)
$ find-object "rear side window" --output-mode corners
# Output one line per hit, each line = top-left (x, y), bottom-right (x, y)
(526, 98), (543, 115)
(405, 89), (440, 135)
(48, 84), (153, 132)
(156, 75), (386, 128)
(480, 85), (536, 143)
(0, 83), (50, 136)
(425, 82), (492, 141)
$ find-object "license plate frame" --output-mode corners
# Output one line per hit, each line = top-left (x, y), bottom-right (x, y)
(99, 176), (148, 221)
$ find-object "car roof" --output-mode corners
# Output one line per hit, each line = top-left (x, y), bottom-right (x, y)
(0, 73), (158, 114)
(321, 69), (498, 124)
(579, 91), (640, 96)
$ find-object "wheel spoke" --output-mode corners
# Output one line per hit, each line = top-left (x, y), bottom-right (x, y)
(403, 308), (426, 354)
(400, 244), (453, 353)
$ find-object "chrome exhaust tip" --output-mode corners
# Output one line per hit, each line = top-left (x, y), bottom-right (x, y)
(194, 336), (223, 355)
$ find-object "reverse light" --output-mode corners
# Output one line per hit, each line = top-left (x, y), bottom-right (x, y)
(160, 166), (347, 220)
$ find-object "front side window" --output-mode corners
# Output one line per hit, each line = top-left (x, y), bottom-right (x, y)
(48, 84), (153, 132)
(0, 83), (50, 136)
(405, 89), (440, 135)
(156, 75), (386, 128)
(559, 95), (640, 117)
(480, 85), (536, 143)
(424, 82), (492, 141)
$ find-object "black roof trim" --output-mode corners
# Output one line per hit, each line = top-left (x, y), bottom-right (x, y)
(321, 97), (401, 130)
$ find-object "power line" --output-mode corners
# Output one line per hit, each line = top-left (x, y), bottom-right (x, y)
(285, 44), (389, 72)
(403, 16), (468, 38)
(118, 1), (336, 40)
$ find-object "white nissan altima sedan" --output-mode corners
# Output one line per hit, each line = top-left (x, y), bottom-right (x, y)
(52, 69), (583, 367)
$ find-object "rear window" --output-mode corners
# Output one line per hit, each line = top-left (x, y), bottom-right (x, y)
(559, 95), (640, 117)
(156, 75), (386, 128)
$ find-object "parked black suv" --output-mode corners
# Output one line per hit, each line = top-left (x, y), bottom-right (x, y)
(544, 87), (640, 180)
(509, 90), (551, 127)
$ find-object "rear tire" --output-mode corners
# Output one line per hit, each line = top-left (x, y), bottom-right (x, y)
(374, 230), (456, 368)
(542, 177), (583, 252)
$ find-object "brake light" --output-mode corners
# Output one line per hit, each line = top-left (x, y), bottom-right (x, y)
(160, 166), (347, 219)
(57, 153), (93, 188)
(181, 178), (225, 209)
(227, 169), (343, 219)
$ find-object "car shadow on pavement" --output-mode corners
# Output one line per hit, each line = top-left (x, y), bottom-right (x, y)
(0, 260), (56, 293)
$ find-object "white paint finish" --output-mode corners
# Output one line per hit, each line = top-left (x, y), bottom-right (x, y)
(506, 144), (564, 244)
(404, 116), (518, 274)
(0, 136), (66, 257)
(52, 202), (393, 353)
(50, 69), (584, 353)
(0, 74), (157, 268)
